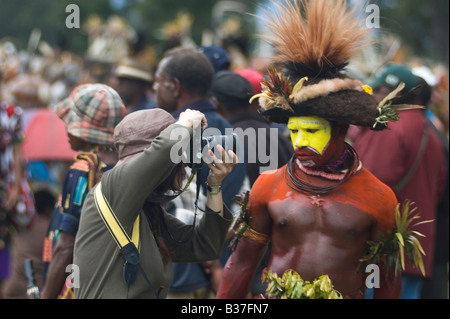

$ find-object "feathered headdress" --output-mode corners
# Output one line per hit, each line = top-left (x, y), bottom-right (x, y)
(253, 0), (422, 130)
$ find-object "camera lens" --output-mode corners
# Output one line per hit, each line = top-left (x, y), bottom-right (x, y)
(202, 134), (237, 153)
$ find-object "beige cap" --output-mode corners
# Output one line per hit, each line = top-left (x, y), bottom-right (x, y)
(114, 109), (175, 165)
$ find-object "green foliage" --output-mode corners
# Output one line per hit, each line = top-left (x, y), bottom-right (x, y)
(0, 0), (114, 54)
(0, 1), (447, 65)
(263, 269), (343, 299)
(359, 200), (430, 277)
(378, 0), (449, 64)
(0, 0), (259, 57)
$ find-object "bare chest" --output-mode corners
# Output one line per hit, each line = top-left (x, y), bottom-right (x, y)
(267, 192), (374, 242)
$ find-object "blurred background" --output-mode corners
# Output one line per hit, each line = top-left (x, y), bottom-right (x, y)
(0, 0), (448, 65)
(0, 0), (448, 169)
(0, 0), (448, 300)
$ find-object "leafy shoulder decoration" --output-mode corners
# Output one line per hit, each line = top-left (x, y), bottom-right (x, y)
(359, 200), (432, 277)
(374, 83), (425, 129)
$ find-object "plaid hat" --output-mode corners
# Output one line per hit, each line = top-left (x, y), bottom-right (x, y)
(211, 71), (254, 107)
(368, 64), (418, 92)
(198, 45), (230, 73)
(56, 84), (126, 145)
(114, 108), (176, 165)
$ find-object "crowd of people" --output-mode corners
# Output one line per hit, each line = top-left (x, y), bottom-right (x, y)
(0, 0), (448, 300)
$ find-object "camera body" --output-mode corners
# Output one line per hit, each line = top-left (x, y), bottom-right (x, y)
(188, 132), (238, 169)
(202, 133), (237, 154)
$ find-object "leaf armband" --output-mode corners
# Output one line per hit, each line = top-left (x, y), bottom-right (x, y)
(359, 200), (431, 277)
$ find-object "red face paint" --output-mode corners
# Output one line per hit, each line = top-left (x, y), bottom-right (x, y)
(293, 125), (345, 169)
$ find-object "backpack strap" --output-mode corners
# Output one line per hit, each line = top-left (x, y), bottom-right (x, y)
(394, 115), (430, 193)
(94, 182), (161, 298)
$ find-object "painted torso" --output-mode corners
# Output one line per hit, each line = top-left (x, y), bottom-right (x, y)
(248, 164), (397, 295)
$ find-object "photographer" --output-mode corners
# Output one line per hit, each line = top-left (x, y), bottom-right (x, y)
(153, 46), (247, 298)
(73, 108), (237, 299)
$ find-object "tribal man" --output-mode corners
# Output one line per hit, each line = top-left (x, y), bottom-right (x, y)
(216, 0), (415, 299)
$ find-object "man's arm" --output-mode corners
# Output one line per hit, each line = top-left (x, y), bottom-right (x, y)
(216, 236), (267, 298)
(217, 178), (272, 299)
(41, 232), (74, 299)
(373, 264), (402, 299)
(370, 195), (402, 299)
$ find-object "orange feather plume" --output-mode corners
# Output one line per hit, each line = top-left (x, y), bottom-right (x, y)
(261, 0), (370, 72)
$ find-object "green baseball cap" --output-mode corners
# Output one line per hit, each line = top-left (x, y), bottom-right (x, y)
(368, 64), (418, 92)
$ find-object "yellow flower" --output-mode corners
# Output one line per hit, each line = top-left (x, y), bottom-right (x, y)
(362, 84), (373, 95)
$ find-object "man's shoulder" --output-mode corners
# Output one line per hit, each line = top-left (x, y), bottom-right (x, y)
(254, 166), (285, 184)
(355, 166), (396, 196)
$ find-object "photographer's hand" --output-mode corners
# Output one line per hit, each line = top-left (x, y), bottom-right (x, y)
(176, 109), (207, 130)
(205, 145), (238, 216)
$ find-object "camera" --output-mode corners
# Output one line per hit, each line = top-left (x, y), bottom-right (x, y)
(202, 133), (237, 154)
(188, 132), (238, 169)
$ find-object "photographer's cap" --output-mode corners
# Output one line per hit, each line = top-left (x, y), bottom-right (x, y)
(114, 109), (175, 165)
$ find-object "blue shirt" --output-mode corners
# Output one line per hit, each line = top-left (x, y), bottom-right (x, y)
(42, 157), (114, 284)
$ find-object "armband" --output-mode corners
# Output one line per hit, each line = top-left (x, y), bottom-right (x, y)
(358, 200), (429, 277)
(242, 227), (269, 244)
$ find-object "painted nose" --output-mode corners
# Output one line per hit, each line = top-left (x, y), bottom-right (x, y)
(295, 135), (309, 148)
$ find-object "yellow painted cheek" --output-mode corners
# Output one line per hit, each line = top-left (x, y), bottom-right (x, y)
(291, 129), (331, 153)
(309, 130), (331, 154)
(288, 116), (331, 154)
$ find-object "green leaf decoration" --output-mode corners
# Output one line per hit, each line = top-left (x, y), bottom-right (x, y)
(359, 200), (432, 277)
(262, 269), (343, 299)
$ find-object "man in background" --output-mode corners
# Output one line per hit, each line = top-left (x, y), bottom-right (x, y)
(113, 58), (156, 114)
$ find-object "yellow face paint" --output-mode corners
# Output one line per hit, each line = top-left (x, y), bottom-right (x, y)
(287, 116), (332, 155)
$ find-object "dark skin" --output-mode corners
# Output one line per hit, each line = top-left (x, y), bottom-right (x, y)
(115, 77), (150, 113)
(40, 134), (118, 299)
(153, 56), (205, 114)
(217, 123), (401, 299)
